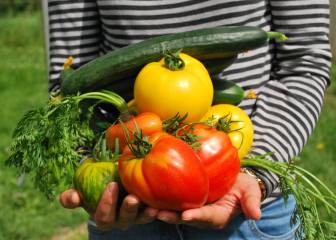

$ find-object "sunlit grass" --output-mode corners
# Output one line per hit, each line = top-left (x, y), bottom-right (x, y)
(0, 13), (87, 240)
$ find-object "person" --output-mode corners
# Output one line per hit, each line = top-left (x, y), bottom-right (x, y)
(44, 0), (332, 239)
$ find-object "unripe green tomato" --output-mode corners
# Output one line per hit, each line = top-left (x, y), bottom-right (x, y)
(73, 158), (119, 211)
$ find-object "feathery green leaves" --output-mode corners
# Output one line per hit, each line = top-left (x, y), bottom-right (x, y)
(6, 91), (129, 199)
(242, 155), (336, 239)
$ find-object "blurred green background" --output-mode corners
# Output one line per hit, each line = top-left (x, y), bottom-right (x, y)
(0, 2), (335, 240)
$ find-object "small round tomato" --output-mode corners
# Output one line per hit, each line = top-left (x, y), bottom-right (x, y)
(118, 133), (209, 211)
(201, 104), (254, 160)
(106, 112), (162, 151)
(73, 158), (119, 211)
(134, 53), (213, 123)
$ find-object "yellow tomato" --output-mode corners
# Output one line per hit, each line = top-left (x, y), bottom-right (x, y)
(201, 104), (254, 160)
(134, 53), (213, 123)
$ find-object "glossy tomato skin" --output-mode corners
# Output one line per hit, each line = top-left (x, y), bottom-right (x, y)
(106, 112), (162, 151)
(134, 53), (213, 123)
(201, 104), (254, 160)
(118, 133), (209, 211)
(179, 124), (240, 203)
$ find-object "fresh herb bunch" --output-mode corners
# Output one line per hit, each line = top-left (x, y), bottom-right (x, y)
(242, 155), (336, 239)
(6, 91), (129, 199)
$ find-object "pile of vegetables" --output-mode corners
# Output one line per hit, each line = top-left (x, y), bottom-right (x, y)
(6, 26), (336, 239)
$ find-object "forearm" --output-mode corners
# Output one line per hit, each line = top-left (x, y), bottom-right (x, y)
(250, 0), (331, 197)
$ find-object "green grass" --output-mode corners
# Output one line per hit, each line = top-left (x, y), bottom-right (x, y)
(0, 13), (87, 240)
(0, 12), (335, 240)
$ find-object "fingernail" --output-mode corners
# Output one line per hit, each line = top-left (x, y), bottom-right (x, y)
(127, 197), (138, 205)
(182, 213), (192, 221)
(158, 216), (169, 222)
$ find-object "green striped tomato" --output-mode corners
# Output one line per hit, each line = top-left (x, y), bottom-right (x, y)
(73, 158), (119, 211)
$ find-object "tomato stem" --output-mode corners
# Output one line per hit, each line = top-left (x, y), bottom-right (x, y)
(267, 31), (288, 42)
(119, 120), (152, 158)
(129, 132), (152, 158)
(92, 133), (120, 163)
(214, 114), (240, 132)
(164, 51), (185, 71)
(173, 122), (205, 151)
(162, 113), (188, 134)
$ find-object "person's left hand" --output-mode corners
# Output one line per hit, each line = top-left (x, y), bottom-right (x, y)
(157, 173), (262, 229)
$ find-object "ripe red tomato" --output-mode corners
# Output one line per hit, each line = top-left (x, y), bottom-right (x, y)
(177, 123), (240, 203)
(118, 133), (209, 211)
(106, 112), (162, 151)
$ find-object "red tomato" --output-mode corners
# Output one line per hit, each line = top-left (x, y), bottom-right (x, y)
(118, 133), (209, 211)
(177, 124), (240, 203)
(106, 112), (162, 151)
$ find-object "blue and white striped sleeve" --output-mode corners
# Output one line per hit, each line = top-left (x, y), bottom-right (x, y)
(249, 0), (332, 197)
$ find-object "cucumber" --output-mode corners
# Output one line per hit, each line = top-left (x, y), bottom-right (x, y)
(60, 27), (286, 95)
(202, 55), (237, 76)
(212, 77), (245, 105)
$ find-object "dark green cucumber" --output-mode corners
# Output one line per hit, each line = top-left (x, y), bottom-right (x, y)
(212, 77), (245, 105)
(60, 26), (286, 95)
(202, 55), (237, 76)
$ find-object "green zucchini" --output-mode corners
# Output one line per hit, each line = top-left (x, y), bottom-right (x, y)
(60, 27), (286, 95)
(212, 77), (245, 105)
(202, 55), (237, 76)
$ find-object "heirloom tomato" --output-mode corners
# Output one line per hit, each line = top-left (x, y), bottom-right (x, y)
(106, 112), (162, 151)
(118, 132), (209, 211)
(201, 104), (254, 160)
(134, 53), (213, 123)
(73, 158), (119, 211)
(177, 124), (240, 203)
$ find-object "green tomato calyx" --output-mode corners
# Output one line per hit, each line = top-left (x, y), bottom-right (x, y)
(164, 51), (185, 71)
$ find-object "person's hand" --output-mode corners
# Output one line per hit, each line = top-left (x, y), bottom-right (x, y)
(59, 182), (158, 230)
(157, 173), (262, 229)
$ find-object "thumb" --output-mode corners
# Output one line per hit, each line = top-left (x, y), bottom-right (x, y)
(59, 189), (81, 209)
(240, 185), (262, 220)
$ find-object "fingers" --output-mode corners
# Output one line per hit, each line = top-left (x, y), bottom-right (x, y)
(61, 183), (157, 231)
(157, 205), (234, 229)
(94, 182), (119, 228)
(135, 207), (158, 224)
(157, 210), (183, 224)
(240, 186), (262, 220)
(95, 188), (151, 230)
(59, 189), (81, 209)
(182, 205), (232, 229)
(117, 195), (142, 229)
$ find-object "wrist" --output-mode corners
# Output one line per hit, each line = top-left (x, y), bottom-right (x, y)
(240, 168), (267, 200)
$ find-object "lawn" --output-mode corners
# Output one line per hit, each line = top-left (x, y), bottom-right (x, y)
(0, 12), (87, 240)
(0, 12), (335, 240)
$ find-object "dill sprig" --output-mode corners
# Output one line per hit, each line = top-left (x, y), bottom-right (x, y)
(6, 91), (129, 199)
(242, 155), (336, 239)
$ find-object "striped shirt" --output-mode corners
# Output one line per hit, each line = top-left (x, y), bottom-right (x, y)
(45, 0), (331, 199)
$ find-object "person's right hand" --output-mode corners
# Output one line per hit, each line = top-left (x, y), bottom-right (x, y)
(59, 182), (158, 230)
